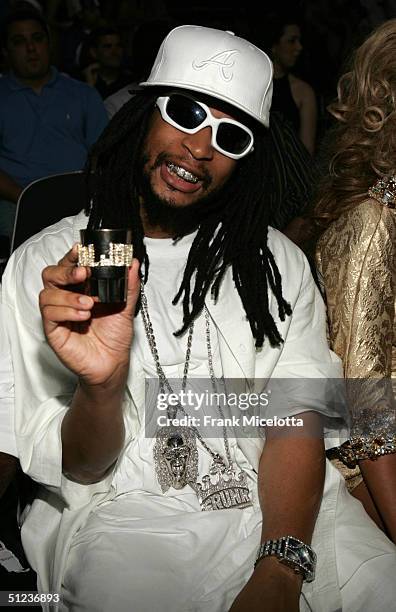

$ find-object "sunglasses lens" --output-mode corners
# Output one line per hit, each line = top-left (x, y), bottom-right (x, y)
(217, 123), (252, 155)
(166, 95), (207, 130)
(163, 95), (253, 157)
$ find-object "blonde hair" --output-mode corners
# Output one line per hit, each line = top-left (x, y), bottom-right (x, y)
(313, 19), (396, 230)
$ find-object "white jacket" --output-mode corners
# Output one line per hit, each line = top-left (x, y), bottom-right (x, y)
(1, 212), (353, 609)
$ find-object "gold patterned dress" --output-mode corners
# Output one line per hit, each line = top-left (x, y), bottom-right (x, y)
(315, 176), (396, 490)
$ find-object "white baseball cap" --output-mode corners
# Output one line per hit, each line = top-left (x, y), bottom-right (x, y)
(140, 25), (273, 127)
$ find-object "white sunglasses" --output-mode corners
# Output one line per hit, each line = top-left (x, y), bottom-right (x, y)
(156, 94), (254, 160)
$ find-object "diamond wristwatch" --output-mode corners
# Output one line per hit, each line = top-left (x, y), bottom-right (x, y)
(254, 535), (316, 582)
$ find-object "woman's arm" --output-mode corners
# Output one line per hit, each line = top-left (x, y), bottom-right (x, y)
(317, 198), (396, 540)
(290, 76), (317, 156)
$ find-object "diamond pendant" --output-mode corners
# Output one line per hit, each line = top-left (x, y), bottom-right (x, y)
(154, 425), (199, 492)
(194, 457), (252, 511)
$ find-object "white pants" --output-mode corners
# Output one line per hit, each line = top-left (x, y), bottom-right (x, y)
(62, 486), (396, 612)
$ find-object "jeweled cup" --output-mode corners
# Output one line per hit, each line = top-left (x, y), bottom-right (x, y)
(78, 228), (133, 303)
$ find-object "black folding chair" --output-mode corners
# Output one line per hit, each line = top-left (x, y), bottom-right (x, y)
(1, 171), (87, 593)
(10, 171), (87, 253)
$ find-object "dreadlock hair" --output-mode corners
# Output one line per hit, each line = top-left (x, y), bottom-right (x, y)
(84, 90), (292, 348)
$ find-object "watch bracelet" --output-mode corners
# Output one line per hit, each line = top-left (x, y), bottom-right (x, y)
(254, 536), (316, 582)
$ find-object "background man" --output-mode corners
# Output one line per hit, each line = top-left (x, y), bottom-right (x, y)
(0, 8), (108, 243)
(1, 25), (396, 611)
(81, 25), (132, 99)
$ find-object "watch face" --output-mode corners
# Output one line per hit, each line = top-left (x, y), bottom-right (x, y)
(300, 547), (314, 565)
(283, 537), (316, 581)
(288, 537), (315, 563)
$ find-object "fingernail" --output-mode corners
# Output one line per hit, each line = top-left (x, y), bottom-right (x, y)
(78, 295), (92, 306)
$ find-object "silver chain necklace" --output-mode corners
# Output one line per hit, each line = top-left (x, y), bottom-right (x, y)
(140, 283), (252, 511)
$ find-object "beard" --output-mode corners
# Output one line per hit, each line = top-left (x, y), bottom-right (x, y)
(138, 152), (229, 237)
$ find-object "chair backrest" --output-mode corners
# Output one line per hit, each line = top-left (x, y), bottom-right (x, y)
(10, 171), (87, 253)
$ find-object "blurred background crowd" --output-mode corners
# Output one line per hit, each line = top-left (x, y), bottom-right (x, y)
(2, 0), (396, 151)
(1, 0), (396, 256)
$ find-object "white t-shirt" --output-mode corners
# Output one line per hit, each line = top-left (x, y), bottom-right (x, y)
(114, 232), (252, 499)
(133, 231), (220, 379)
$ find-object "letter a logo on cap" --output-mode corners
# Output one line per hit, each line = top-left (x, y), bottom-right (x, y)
(192, 49), (239, 82)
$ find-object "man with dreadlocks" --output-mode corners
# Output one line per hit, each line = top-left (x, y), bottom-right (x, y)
(2, 25), (396, 612)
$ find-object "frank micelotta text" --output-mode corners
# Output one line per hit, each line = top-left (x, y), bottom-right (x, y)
(156, 415), (304, 428)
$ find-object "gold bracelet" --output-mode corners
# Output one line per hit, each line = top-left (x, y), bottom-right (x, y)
(336, 433), (396, 469)
(368, 176), (396, 208)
